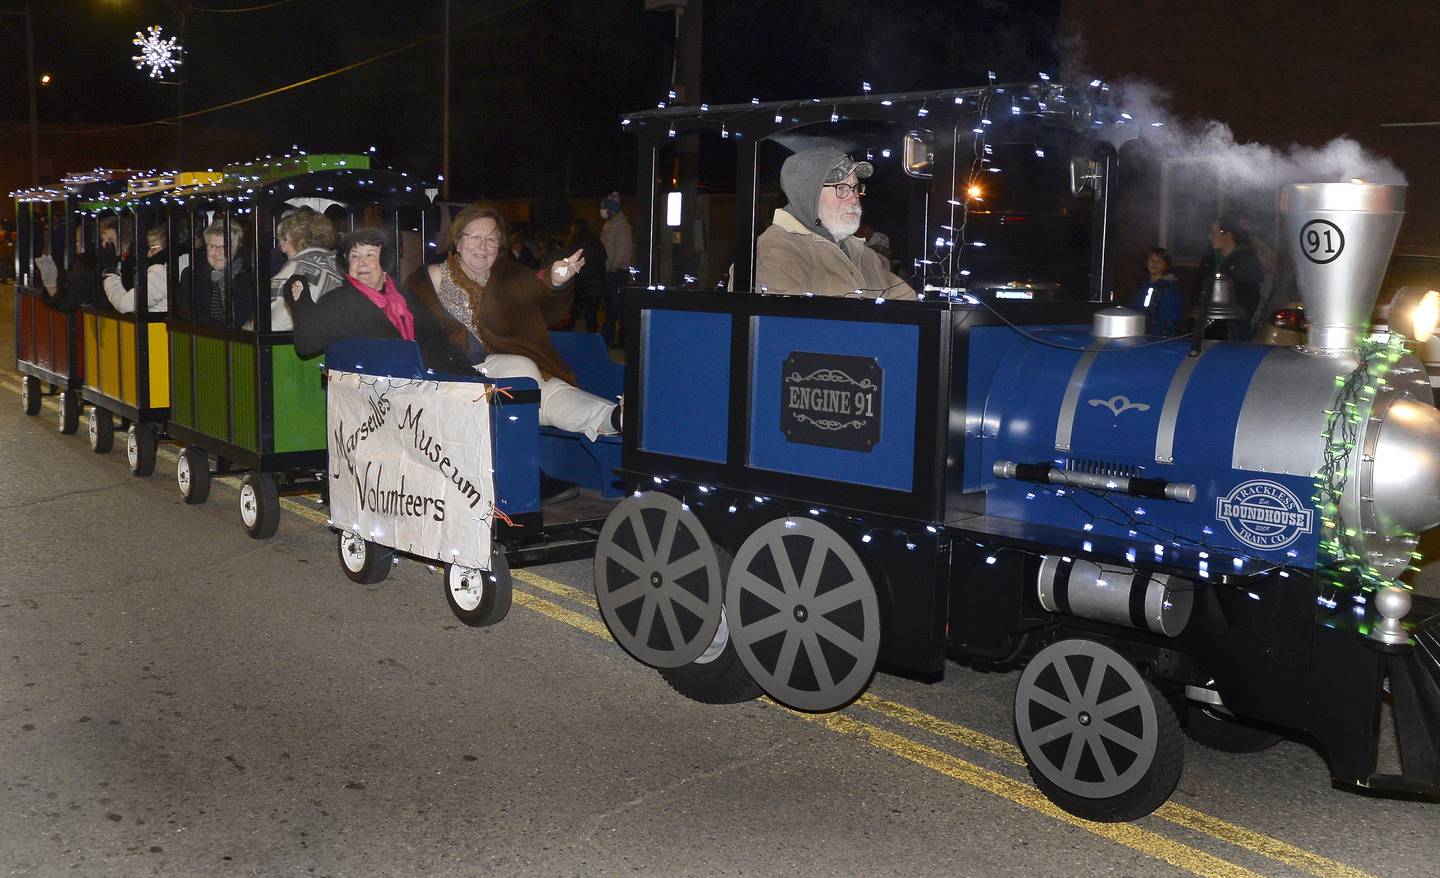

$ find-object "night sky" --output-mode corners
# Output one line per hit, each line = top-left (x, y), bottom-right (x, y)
(7, 0), (1060, 199)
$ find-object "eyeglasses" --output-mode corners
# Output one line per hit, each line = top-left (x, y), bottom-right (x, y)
(822, 182), (866, 199)
(460, 233), (502, 250)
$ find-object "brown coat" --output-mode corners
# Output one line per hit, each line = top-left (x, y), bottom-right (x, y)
(755, 208), (915, 299)
(405, 257), (577, 385)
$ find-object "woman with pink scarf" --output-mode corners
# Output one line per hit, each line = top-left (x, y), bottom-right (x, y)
(285, 227), (469, 373)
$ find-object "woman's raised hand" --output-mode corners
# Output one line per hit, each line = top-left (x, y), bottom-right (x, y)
(550, 249), (586, 287)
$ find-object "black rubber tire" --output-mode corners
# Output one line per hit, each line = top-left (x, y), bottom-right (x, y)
(178, 446), (211, 505)
(338, 531), (393, 584)
(1183, 705), (1284, 754)
(655, 548), (760, 704)
(57, 391), (79, 434)
(21, 375), (40, 416)
(127, 424), (157, 477)
(88, 406), (114, 453)
(443, 550), (512, 627)
(239, 472), (280, 539)
(657, 626), (762, 704)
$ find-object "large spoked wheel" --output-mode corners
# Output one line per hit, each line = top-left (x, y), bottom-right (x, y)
(593, 492), (726, 668)
(88, 406), (114, 453)
(126, 424), (157, 477)
(238, 472), (280, 539)
(1014, 639), (1183, 823)
(21, 375), (40, 416)
(443, 549), (513, 627)
(1182, 705), (1283, 754)
(57, 391), (80, 434)
(337, 530), (393, 584)
(725, 517), (881, 712)
(177, 446), (211, 505)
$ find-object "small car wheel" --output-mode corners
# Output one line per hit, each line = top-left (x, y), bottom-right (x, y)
(238, 472), (280, 539)
(338, 530), (393, 585)
(57, 391), (80, 435)
(126, 424), (157, 477)
(21, 375), (40, 416)
(443, 549), (512, 627)
(88, 406), (114, 453)
(177, 446), (211, 505)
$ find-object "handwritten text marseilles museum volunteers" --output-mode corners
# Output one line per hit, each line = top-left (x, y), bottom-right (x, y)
(326, 371), (496, 569)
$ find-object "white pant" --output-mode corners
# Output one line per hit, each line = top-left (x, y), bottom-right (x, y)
(480, 354), (617, 441)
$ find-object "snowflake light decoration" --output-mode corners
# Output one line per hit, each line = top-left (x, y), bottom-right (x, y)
(132, 25), (182, 80)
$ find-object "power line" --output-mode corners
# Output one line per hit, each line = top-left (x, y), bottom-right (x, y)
(189, 0), (302, 11)
(42, 0), (540, 136)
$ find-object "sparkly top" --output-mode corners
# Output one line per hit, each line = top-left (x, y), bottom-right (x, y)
(435, 262), (476, 333)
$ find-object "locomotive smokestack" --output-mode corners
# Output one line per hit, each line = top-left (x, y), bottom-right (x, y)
(1279, 182), (1406, 354)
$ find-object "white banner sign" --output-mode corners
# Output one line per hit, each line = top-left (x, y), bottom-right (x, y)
(326, 370), (496, 570)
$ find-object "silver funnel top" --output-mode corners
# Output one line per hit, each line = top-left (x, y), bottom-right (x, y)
(1280, 183), (1405, 354)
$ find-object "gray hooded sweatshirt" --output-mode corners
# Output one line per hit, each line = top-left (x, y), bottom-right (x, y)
(754, 148), (914, 298)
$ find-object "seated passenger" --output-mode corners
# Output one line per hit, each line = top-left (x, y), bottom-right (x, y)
(286, 227), (470, 375)
(39, 223), (109, 313)
(755, 147), (915, 299)
(405, 204), (620, 441)
(269, 208), (342, 332)
(180, 220), (255, 328)
(102, 225), (168, 314)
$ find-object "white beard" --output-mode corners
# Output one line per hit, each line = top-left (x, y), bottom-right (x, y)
(818, 199), (862, 240)
(827, 212), (861, 239)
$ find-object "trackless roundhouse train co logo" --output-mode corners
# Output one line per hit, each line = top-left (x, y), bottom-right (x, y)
(1215, 479), (1314, 550)
(781, 351), (883, 452)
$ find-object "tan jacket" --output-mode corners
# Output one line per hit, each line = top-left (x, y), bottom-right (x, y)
(755, 209), (915, 299)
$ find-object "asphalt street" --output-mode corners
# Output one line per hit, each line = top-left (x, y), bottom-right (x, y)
(2, 316), (1439, 876)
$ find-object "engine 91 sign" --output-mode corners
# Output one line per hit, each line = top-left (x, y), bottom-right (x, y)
(781, 351), (883, 452)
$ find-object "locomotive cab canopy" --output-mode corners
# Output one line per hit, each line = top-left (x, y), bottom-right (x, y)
(622, 82), (1128, 303)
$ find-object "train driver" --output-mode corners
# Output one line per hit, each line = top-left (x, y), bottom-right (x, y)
(755, 147), (915, 299)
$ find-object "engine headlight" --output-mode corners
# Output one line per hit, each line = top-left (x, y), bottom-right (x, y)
(1388, 285), (1440, 342)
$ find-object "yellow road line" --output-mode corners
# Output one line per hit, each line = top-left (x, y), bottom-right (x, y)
(3, 372), (1377, 878)
(852, 693), (1374, 878)
(512, 589), (611, 638)
(501, 571), (1262, 878)
(1152, 804), (1374, 878)
(514, 569), (597, 609)
(795, 710), (1267, 878)
(856, 692), (1026, 765)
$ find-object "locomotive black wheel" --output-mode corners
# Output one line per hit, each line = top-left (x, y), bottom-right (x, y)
(238, 472), (280, 539)
(443, 550), (512, 627)
(657, 607), (762, 704)
(1014, 639), (1183, 823)
(337, 530), (393, 584)
(725, 517), (881, 712)
(126, 424), (157, 477)
(87, 406), (114, 453)
(21, 375), (40, 416)
(594, 493), (725, 669)
(57, 391), (80, 434)
(177, 446), (211, 505)
(1183, 705), (1283, 754)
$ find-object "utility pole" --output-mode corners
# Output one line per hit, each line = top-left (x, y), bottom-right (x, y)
(441, 0), (451, 198)
(674, 0), (702, 285)
(23, 3), (36, 185)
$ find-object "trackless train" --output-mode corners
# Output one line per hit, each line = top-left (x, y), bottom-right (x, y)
(13, 83), (1440, 822)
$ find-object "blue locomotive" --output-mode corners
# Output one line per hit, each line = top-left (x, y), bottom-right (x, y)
(594, 86), (1440, 821)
